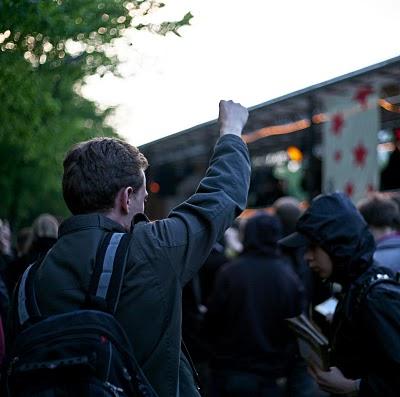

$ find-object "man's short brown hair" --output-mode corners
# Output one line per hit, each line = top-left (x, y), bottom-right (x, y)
(62, 137), (148, 215)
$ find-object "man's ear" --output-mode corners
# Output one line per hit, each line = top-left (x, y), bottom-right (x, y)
(120, 186), (133, 214)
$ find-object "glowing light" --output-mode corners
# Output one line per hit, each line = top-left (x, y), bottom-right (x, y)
(243, 119), (310, 144)
(287, 146), (303, 161)
(149, 181), (160, 193)
(379, 98), (400, 113)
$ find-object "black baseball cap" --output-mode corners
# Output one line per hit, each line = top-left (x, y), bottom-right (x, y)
(278, 231), (310, 248)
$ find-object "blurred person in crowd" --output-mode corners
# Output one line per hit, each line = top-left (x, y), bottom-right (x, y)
(15, 227), (32, 258)
(280, 192), (400, 396)
(224, 220), (243, 258)
(182, 241), (228, 391)
(0, 220), (11, 365)
(380, 128), (400, 191)
(4, 213), (59, 294)
(7, 100), (251, 396)
(0, 219), (14, 269)
(274, 197), (314, 304)
(205, 212), (309, 397)
(388, 192), (400, 225)
(358, 193), (400, 273)
(274, 197), (302, 237)
(0, 219), (11, 308)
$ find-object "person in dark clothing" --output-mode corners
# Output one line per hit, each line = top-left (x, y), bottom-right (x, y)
(380, 128), (400, 191)
(280, 192), (400, 396)
(4, 213), (58, 294)
(275, 197), (333, 335)
(182, 242), (228, 361)
(0, 219), (11, 364)
(205, 212), (306, 397)
(357, 193), (400, 273)
(7, 100), (251, 397)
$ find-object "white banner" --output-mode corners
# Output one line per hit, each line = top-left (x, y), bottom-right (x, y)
(322, 86), (380, 203)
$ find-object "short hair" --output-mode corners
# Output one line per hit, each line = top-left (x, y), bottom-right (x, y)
(273, 196), (302, 236)
(63, 137), (148, 214)
(32, 214), (59, 239)
(357, 193), (400, 228)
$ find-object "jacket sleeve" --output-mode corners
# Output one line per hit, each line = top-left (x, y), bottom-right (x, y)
(358, 283), (400, 397)
(135, 134), (250, 286)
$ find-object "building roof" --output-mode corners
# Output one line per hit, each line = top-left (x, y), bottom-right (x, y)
(140, 55), (400, 166)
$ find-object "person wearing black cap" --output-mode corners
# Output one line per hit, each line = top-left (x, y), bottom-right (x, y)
(280, 192), (400, 396)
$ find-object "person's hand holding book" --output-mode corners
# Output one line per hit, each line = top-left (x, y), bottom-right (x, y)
(308, 363), (360, 396)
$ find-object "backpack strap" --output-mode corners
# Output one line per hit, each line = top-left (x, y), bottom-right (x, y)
(18, 232), (130, 327)
(17, 261), (42, 327)
(86, 232), (131, 314)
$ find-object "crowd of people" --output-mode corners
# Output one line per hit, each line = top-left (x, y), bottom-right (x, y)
(0, 100), (399, 396)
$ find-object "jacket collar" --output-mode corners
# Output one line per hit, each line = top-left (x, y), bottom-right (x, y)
(59, 214), (126, 237)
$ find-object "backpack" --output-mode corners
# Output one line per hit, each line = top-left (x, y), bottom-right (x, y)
(354, 267), (400, 311)
(4, 232), (158, 397)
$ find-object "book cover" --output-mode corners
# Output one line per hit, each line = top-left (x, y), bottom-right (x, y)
(286, 313), (331, 371)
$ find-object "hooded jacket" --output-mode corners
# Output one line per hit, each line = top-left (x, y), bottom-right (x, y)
(296, 193), (400, 396)
(205, 213), (304, 377)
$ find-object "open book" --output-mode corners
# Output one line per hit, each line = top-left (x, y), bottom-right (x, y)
(286, 313), (331, 371)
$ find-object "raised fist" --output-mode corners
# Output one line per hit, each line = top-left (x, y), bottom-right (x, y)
(218, 100), (249, 137)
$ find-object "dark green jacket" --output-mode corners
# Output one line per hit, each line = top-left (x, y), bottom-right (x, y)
(12, 134), (250, 397)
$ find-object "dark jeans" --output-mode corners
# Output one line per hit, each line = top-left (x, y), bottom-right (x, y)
(209, 359), (322, 397)
(209, 369), (285, 397)
(285, 357), (319, 397)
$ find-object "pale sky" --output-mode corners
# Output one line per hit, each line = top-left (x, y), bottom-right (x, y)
(82, 0), (400, 146)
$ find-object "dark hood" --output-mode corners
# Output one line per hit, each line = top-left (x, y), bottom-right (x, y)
(296, 192), (375, 286)
(242, 212), (282, 256)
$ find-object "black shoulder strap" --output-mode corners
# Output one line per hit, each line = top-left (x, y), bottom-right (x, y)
(86, 232), (131, 314)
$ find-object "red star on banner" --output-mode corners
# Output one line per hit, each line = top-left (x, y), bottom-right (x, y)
(353, 86), (374, 109)
(345, 182), (354, 197)
(333, 150), (342, 162)
(331, 113), (344, 135)
(353, 143), (368, 167)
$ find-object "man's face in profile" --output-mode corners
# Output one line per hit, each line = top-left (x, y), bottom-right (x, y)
(129, 170), (148, 218)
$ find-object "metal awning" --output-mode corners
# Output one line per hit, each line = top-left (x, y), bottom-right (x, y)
(140, 55), (400, 166)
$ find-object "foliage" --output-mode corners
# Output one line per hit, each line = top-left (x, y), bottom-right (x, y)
(0, 0), (192, 229)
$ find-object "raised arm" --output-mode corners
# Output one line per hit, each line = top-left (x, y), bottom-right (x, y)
(138, 100), (250, 285)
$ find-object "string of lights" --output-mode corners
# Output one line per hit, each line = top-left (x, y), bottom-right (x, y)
(243, 98), (400, 144)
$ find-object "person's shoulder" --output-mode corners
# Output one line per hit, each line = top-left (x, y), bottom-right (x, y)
(361, 270), (400, 312)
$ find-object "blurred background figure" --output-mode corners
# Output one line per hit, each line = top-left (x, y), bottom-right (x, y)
(4, 213), (59, 294)
(273, 197), (303, 237)
(205, 212), (317, 397)
(223, 221), (243, 259)
(380, 128), (400, 191)
(15, 227), (33, 258)
(358, 193), (400, 273)
(182, 241), (228, 394)
(0, 219), (12, 365)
